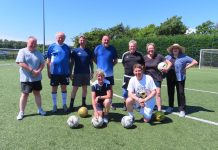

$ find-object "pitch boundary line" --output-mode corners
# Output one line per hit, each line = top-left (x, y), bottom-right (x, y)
(0, 63), (15, 66)
(113, 93), (218, 126)
(114, 78), (218, 95)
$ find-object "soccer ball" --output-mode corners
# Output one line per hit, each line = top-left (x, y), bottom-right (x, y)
(67, 115), (80, 128)
(91, 117), (104, 128)
(157, 62), (167, 71)
(154, 111), (165, 122)
(78, 107), (88, 118)
(121, 116), (133, 128)
(138, 91), (147, 98)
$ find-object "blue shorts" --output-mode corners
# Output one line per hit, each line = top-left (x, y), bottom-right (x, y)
(154, 81), (162, 88)
(122, 88), (128, 99)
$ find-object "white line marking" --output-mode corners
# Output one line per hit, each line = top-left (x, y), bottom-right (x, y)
(115, 78), (218, 95)
(113, 93), (218, 126)
(0, 63), (14, 66)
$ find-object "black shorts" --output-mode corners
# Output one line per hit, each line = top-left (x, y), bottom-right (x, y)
(105, 76), (114, 85)
(72, 74), (90, 86)
(21, 81), (42, 94)
(50, 75), (69, 86)
(122, 76), (131, 89)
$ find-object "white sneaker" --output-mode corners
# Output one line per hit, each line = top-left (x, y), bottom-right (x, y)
(166, 107), (173, 113)
(38, 108), (46, 116)
(179, 111), (185, 117)
(17, 111), (24, 120)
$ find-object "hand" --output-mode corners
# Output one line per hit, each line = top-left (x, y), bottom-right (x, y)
(95, 96), (100, 103)
(139, 98), (145, 107)
(32, 70), (40, 77)
(94, 110), (99, 118)
(161, 68), (168, 73)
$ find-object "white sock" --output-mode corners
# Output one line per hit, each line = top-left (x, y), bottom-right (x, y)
(52, 93), (57, 106)
(128, 112), (134, 118)
(62, 92), (67, 105)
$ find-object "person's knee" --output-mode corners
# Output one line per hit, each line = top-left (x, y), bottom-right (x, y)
(126, 97), (134, 105)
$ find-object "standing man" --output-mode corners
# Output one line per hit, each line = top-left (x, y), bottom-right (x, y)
(69, 36), (94, 111)
(94, 35), (118, 110)
(16, 36), (46, 120)
(121, 40), (144, 111)
(47, 32), (71, 112)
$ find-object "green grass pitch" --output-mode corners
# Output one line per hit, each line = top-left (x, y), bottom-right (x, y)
(0, 60), (218, 150)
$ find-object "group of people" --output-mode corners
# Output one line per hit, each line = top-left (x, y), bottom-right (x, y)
(16, 32), (198, 124)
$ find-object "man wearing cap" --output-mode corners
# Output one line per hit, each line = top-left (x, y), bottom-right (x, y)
(165, 43), (198, 117)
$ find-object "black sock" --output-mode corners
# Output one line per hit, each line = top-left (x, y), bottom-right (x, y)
(70, 98), (74, 107)
(82, 97), (86, 105)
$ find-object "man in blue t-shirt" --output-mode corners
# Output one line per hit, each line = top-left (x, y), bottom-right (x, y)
(69, 36), (94, 111)
(47, 32), (71, 112)
(94, 35), (118, 110)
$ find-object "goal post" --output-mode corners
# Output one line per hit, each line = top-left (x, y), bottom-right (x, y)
(199, 49), (218, 69)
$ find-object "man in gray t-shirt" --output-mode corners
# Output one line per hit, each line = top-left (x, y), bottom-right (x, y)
(16, 36), (46, 120)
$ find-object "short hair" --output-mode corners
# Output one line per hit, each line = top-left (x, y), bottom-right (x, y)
(28, 36), (37, 42)
(96, 69), (105, 77)
(146, 43), (155, 49)
(79, 35), (86, 39)
(129, 40), (137, 45)
(56, 32), (66, 38)
(133, 64), (143, 70)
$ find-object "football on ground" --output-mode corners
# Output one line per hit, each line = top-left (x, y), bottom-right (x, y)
(91, 117), (104, 128)
(78, 107), (88, 118)
(67, 115), (80, 128)
(121, 116), (133, 128)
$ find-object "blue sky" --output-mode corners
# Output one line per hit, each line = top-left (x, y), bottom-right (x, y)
(0, 0), (217, 45)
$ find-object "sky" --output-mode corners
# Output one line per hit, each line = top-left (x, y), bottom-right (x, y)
(0, 0), (217, 45)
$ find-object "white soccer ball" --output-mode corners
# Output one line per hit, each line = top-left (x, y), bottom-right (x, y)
(121, 116), (133, 128)
(67, 115), (80, 128)
(91, 117), (104, 128)
(157, 62), (167, 71)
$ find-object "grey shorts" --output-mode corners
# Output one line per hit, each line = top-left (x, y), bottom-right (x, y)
(72, 74), (90, 86)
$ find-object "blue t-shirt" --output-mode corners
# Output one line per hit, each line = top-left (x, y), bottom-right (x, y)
(94, 44), (118, 77)
(71, 47), (93, 74)
(47, 43), (70, 76)
(165, 54), (193, 81)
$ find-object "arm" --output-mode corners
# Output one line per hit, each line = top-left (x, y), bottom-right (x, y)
(32, 62), (45, 77)
(90, 59), (94, 79)
(69, 58), (75, 80)
(162, 59), (172, 73)
(98, 89), (112, 100)
(47, 58), (51, 78)
(139, 89), (156, 104)
(17, 62), (33, 72)
(185, 59), (198, 70)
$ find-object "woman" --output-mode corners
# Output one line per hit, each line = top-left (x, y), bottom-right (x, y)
(91, 69), (112, 124)
(144, 43), (172, 111)
(165, 43), (198, 117)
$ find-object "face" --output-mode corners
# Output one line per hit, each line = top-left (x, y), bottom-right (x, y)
(133, 67), (143, 80)
(27, 38), (37, 51)
(129, 43), (137, 53)
(56, 33), (65, 45)
(172, 47), (180, 56)
(97, 74), (104, 84)
(79, 37), (86, 47)
(102, 36), (110, 47)
(147, 45), (155, 56)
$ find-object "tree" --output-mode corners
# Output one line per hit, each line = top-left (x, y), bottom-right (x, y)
(157, 16), (187, 35)
(138, 24), (157, 37)
(196, 20), (216, 34)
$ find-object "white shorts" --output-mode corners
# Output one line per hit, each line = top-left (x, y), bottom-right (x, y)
(133, 98), (156, 119)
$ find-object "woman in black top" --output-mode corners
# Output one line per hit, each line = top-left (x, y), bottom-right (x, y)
(144, 43), (172, 111)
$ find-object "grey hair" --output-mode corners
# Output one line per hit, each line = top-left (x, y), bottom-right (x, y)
(146, 43), (155, 49)
(129, 40), (137, 45)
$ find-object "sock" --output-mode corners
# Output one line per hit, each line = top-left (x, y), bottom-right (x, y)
(70, 98), (75, 106)
(128, 112), (134, 118)
(82, 97), (86, 105)
(52, 92), (57, 106)
(62, 91), (67, 105)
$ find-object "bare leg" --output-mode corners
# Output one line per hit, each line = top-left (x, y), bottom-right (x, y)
(19, 93), (29, 112)
(156, 87), (162, 111)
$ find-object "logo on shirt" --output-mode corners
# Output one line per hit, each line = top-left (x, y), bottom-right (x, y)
(77, 52), (82, 55)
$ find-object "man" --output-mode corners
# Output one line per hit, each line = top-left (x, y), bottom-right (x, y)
(91, 69), (112, 124)
(16, 36), (46, 120)
(94, 35), (118, 110)
(121, 40), (144, 111)
(47, 32), (71, 112)
(69, 36), (94, 111)
(126, 64), (156, 123)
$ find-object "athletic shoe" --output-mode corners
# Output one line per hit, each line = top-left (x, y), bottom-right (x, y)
(38, 108), (46, 116)
(111, 105), (116, 110)
(68, 103), (74, 112)
(166, 107), (173, 113)
(179, 111), (185, 117)
(17, 111), (24, 120)
(63, 104), (68, 112)
(103, 115), (109, 124)
(52, 105), (57, 113)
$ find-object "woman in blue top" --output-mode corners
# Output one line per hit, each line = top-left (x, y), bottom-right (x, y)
(165, 44), (198, 117)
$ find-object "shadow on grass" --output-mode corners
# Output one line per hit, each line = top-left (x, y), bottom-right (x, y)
(24, 113), (40, 118)
(185, 105), (214, 115)
(69, 124), (84, 129)
(149, 116), (173, 126)
(109, 112), (125, 122)
(122, 124), (137, 130)
(45, 109), (71, 116)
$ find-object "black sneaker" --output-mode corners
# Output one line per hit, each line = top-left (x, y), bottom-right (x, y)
(111, 105), (116, 110)
(68, 103), (74, 112)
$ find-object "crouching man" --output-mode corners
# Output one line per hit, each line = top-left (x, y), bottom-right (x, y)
(126, 64), (156, 122)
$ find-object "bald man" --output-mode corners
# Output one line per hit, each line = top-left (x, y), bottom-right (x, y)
(47, 32), (71, 112)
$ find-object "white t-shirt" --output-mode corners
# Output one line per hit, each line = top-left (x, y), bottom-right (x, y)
(127, 74), (156, 97)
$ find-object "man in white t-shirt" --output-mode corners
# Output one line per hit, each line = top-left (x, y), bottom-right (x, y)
(126, 64), (156, 123)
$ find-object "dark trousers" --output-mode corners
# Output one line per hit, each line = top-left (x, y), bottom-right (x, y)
(166, 70), (186, 111)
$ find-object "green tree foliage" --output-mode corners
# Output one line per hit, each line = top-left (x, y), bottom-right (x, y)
(156, 16), (187, 35)
(196, 20), (216, 34)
